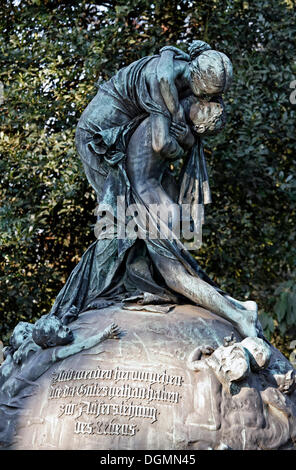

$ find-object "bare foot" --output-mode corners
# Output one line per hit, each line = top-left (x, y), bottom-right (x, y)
(225, 295), (248, 310)
(225, 295), (258, 313)
(243, 300), (258, 312)
(234, 302), (259, 339)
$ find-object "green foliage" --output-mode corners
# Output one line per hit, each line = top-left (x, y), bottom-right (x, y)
(0, 0), (295, 352)
(274, 278), (296, 333)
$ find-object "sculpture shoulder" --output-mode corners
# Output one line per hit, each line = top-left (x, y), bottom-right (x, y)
(157, 52), (186, 84)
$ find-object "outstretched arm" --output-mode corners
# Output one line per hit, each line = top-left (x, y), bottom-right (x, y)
(56, 323), (120, 361)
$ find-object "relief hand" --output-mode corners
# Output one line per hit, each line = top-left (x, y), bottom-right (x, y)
(170, 122), (194, 149)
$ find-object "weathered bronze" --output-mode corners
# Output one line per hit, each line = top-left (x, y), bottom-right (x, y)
(1, 41), (296, 450)
(49, 40), (259, 340)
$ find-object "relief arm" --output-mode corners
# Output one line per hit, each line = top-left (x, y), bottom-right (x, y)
(55, 323), (120, 361)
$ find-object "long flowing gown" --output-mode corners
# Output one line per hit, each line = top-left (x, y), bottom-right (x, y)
(50, 53), (221, 320)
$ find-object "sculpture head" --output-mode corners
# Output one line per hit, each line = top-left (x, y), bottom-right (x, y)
(32, 314), (74, 349)
(9, 322), (34, 351)
(220, 344), (250, 381)
(207, 343), (251, 384)
(188, 42), (233, 98)
(189, 98), (226, 135)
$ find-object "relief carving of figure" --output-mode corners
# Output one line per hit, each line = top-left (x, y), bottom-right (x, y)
(186, 337), (296, 449)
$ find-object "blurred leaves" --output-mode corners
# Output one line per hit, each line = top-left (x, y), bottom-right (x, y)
(274, 278), (296, 335)
(0, 0), (296, 352)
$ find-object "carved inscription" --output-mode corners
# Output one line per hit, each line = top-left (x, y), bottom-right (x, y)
(48, 366), (184, 437)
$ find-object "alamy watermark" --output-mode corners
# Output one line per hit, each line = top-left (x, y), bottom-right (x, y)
(94, 196), (204, 250)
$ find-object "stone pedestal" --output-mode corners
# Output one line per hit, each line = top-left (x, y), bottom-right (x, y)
(2, 304), (296, 450)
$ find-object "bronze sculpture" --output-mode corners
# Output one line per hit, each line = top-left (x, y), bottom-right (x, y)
(49, 40), (260, 339)
(1, 41), (296, 451)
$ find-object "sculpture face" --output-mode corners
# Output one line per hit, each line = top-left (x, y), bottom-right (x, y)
(10, 322), (34, 350)
(189, 100), (225, 135)
(46, 318), (74, 347)
(221, 347), (248, 379)
(210, 344), (250, 383)
(32, 315), (74, 349)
